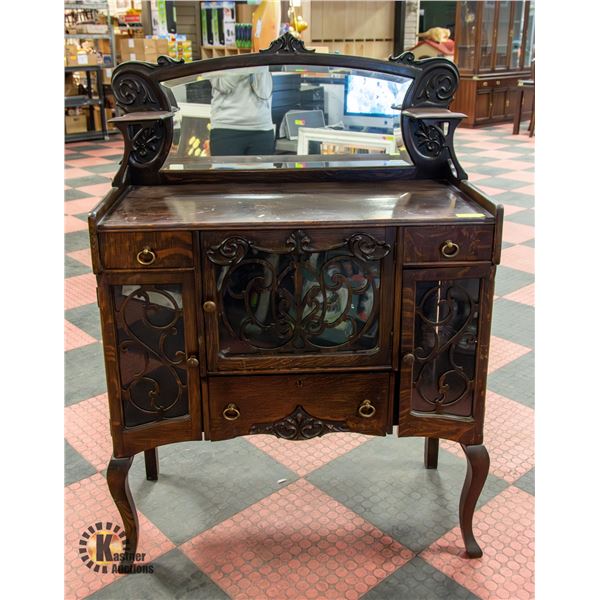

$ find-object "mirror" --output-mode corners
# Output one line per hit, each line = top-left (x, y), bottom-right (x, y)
(160, 64), (414, 171)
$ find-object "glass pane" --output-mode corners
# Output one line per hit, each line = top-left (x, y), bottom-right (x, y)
(160, 64), (414, 172)
(479, 1), (496, 71)
(524, 2), (535, 67)
(457, 1), (478, 70)
(208, 231), (386, 356)
(495, 1), (511, 68)
(112, 283), (189, 427)
(510, 1), (526, 69)
(412, 277), (480, 417)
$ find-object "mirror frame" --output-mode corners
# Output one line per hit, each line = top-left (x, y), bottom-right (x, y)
(109, 32), (467, 186)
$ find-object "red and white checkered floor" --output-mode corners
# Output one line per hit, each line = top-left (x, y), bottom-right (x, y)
(65, 122), (534, 600)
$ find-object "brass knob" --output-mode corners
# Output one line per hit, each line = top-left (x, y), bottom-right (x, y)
(358, 399), (376, 418)
(136, 247), (156, 266)
(403, 353), (415, 365)
(440, 240), (460, 259)
(203, 300), (217, 313)
(187, 356), (199, 368)
(496, 80), (501, 85)
(223, 403), (240, 421)
(482, 81), (488, 87)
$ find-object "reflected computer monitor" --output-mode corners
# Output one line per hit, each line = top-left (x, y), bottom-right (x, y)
(343, 74), (411, 130)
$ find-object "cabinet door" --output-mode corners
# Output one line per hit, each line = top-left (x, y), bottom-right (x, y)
(98, 271), (201, 455)
(201, 228), (395, 372)
(398, 265), (494, 443)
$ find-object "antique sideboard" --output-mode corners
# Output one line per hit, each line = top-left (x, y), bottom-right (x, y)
(89, 33), (503, 565)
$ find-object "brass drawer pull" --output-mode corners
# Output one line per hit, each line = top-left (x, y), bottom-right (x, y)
(186, 356), (199, 368)
(223, 403), (240, 421)
(136, 247), (156, 266)
(358, 399), (376, 418)
(203, 300), (217, 313)
(440, 240), (460, 259)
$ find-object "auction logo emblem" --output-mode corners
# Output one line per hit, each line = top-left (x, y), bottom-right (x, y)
(78, 523), (153, 574)
(79, 522), (126, 574)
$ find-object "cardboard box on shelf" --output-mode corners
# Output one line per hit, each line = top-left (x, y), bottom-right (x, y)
(65, 114), (88, 134)
(119, 38), (146, 57)
(70, 51), (103, 67)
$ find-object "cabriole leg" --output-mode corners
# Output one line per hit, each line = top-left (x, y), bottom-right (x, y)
(107, 455), (139, 566)
(424, 437), (439, 469)
(459, 443), (489, 558)
(144, 448), (159, 481)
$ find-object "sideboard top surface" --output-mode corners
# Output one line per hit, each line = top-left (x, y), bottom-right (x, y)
(99, 180), (494, 231)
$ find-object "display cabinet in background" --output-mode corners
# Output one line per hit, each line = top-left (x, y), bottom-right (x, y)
(451, 0), (534, 127)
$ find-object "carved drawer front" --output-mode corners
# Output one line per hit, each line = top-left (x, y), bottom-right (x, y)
(100, 231), (193, 269)
(201, 228), (394, 372)
(207, 373), (390, 441)
(403, 225), (494, 264)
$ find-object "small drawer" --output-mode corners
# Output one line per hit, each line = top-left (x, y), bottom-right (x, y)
(100, 231), (194, 269)
(403, 225), (494, 264)
(207, 373), (390, 441)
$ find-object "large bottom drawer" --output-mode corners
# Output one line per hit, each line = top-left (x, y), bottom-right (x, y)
(207, 372), (391, 441)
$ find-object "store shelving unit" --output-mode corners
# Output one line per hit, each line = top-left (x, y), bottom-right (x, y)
(200, 45), (252, 59)
(64, 1), (116, 142)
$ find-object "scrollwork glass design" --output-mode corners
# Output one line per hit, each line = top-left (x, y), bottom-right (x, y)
(112, 284), (189, 427)
(208, 230), (389, 355)
(411, 278), (480, 417)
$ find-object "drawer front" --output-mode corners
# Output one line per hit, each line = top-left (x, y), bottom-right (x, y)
(403, 225), (494, 264)
(207, 373), (390, 441)
(100, 231), (194, 269)
(476, 76), (519, 89)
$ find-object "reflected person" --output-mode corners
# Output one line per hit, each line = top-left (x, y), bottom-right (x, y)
(207, 67), (275, 156)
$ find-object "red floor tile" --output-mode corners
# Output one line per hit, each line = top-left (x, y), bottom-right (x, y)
(500, 245), (534, 274)
(464, 172), (490, 182)
(421, 487), (534, 600)
(442, 392), (534, 483)
(66, 157), (113, 168)
(65, 196), (101, 216)
(462, 143), (509, 151)
(65, 215), (89, 233)
(474, 149), (524, 159)
(501, 204), (526, 216)
(181, 479), (413, 600)
(67, 248), (93, 268)
(504, 283), (535, 306)
(78, 182), (112, 197)
(484, 159), (532, 171)
(500, 170), (534, 184)
(65, 167), (94, 180)
(65, 319), (96, 351)
(65, 394), (111, 470)
(501, 221), (534, 244)
(82, 148), (123, 157)
(487, 335), (531, 374)
(247, 432), (370, 477)
(513, 184), (535, 196)
(65, 273), (97, 310)
(65, 473), (175, 600)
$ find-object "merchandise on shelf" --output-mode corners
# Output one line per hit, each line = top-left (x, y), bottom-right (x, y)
(201, 1), (236, 47)
(119, 34), (193, 64)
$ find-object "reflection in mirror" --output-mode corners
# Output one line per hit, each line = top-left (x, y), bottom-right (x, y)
(161, 64), (414, 171)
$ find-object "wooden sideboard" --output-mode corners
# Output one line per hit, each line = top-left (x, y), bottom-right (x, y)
(89, 33), (503, 565)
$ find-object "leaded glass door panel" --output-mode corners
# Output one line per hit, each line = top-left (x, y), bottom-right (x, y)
(201, 228), (395, 372)
(398, 265), (494, 441)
